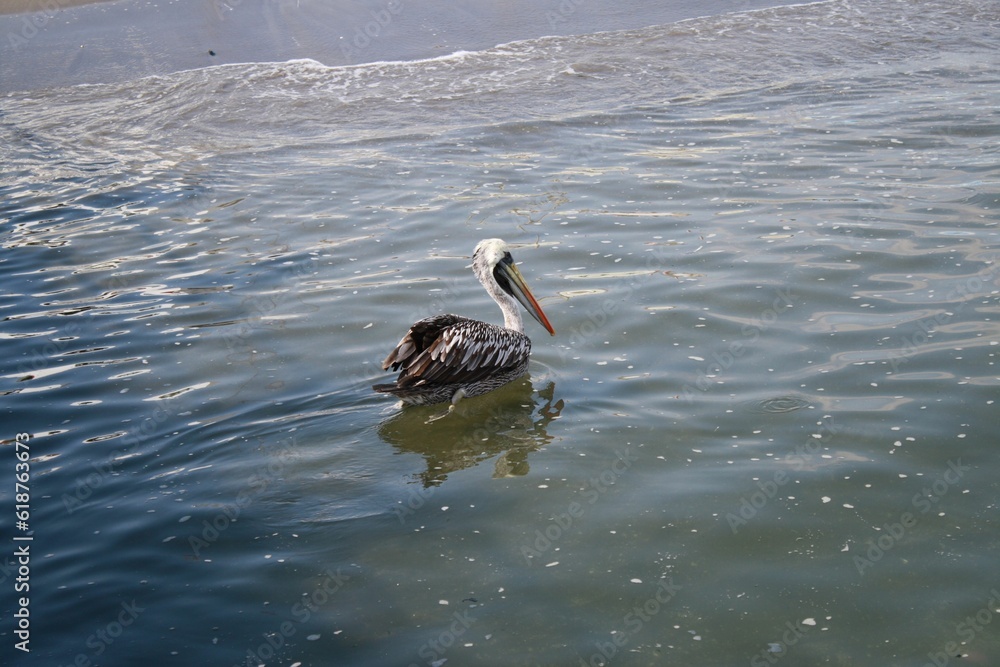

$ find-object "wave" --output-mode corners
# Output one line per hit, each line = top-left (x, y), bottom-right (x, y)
(1, 0), (995, 189)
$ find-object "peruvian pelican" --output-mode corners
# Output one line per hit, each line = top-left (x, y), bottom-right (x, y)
(373, 238), (556, 407)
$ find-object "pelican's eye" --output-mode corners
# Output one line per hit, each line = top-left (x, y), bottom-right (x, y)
(493, 257), (514, 295)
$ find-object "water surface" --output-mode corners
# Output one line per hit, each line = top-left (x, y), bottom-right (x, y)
(2, 0), (999, 665)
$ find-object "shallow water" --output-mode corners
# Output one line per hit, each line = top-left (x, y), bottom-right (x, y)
(2, 0), (1000, 665)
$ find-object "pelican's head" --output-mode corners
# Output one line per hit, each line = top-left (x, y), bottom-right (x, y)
(473, 238), (556, 335)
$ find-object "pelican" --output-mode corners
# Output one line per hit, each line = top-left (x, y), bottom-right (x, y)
(373, 238), (556, 407)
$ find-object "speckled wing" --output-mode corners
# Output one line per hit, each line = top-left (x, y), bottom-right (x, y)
(380, 314), (463, 372)
(382, 314), (531, 389)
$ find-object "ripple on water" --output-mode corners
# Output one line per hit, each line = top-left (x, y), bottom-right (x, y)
(745, 394), (812, 414)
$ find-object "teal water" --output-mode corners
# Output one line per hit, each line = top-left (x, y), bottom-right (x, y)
(2, 0), (999, 665)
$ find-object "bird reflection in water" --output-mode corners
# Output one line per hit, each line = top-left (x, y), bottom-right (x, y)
(376, 377), (563, 487)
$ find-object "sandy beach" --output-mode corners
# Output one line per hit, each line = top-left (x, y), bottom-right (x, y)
(1, 0), (797, 92)
(0, 0), (115, 15)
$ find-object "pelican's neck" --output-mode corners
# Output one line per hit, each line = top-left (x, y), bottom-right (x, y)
(496, 291), (525, 333)
(476, 259), (524, 333)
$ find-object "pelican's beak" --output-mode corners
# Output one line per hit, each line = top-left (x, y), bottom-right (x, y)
(497, 257), (556, 336)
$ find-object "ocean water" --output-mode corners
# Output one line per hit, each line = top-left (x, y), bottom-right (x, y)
(2, 0), (1000, 665)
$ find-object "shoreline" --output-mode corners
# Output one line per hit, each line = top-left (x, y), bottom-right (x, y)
(0, 0), (115, 16)
(1, 0), (806, 93)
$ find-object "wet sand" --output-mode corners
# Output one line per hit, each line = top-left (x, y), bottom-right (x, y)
(0, 0), (800, 92)
(0, 0), (115, 15)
